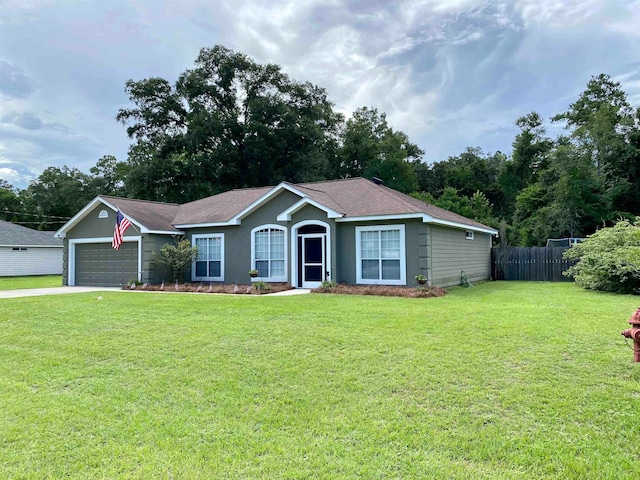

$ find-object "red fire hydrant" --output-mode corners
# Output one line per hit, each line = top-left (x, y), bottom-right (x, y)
(621, 308), (640, 362)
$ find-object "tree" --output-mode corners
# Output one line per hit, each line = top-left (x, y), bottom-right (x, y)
(412, 187), (498, 229)
(152, 238), (198, 282)
(498, 112), (552, 218)
(118, 45), (343, 202)
(552, 73), (640, 215)
(335, 107), (423, 193)
(89, 155), (126, 197)
(20, 166), (94, 230)
(0, 179), (22, 222)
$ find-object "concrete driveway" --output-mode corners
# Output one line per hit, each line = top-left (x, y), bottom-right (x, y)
(0, 286), (122, 299)
(0, 286), (311, 299)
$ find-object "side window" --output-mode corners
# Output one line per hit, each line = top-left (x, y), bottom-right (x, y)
(192, 234), (224, 281)
(356, 225), (406, 285)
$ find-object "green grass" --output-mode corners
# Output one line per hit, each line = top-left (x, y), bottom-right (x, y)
(0, 282), (639, 479)
(0, 275), (62, 290)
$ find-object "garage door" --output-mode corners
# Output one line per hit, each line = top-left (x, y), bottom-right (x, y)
(74, 242), (138, 286)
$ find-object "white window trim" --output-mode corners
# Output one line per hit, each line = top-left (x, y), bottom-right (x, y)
(465, 230), (475, 240)
(98, 209), (109, 219)
(191, 233), (224, 282)
(355, 225), (406, 286)
(251, 224), (288, 283)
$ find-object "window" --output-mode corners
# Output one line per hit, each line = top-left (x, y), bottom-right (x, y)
(98, 209), (109, 219)
(356, 225), (406, 285)
(465, 230), (474, 240)
(252, 225), (287, 282)
(192, 234), (224, 281)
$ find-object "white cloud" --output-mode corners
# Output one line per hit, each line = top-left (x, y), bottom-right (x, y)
(0, 0), (639, 184)
(0, 166), (32, 186)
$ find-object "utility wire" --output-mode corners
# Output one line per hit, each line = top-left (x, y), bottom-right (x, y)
(1, 209), (71, 220)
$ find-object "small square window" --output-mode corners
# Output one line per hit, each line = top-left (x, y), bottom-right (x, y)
(465, 230), (474, 240)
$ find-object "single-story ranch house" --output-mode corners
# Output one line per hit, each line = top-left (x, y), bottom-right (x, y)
(55, 177), (498, 288)
(0, 219), (63, 276)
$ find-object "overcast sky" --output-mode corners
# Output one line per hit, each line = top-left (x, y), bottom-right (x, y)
(1, 0), (639, 190)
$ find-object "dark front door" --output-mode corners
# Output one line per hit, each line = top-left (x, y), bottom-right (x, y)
(302, 235), (325, 288)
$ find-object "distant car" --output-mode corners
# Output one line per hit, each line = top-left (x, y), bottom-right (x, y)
(545, 237), (585, 248)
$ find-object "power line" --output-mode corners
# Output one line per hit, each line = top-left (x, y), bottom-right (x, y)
(1, 209), (71, 220)
(9, 220), (67, 226)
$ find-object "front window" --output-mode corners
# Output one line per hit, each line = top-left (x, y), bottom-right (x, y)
(252, 225), (287, 282)
(356, 225), (406, 285)
(192, 234), (224, 281)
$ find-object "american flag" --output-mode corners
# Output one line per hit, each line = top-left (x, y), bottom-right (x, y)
(112, 210), (132, 250)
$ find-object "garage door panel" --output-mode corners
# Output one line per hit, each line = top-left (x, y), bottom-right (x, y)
(74, 242), (138, 286)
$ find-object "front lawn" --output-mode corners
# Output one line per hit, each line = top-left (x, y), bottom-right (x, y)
(0, 282), (638, 479)
(0, 275), (62, 290)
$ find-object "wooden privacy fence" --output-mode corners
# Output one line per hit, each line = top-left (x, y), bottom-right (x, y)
(491, 247), (576, 281)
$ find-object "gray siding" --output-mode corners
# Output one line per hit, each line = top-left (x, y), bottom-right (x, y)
(186, 190), (301, 284)
(430, 225), (491, 287)
(142, 234), (177, 284)
(63, 205), (175, 286)
(335, 219), (428, 287)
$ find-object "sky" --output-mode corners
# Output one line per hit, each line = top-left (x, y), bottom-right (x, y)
(1, 0), (640, 190)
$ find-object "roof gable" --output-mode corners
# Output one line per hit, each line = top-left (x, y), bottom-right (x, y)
(56, 196), (181, 238)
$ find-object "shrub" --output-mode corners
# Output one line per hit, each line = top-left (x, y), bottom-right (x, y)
(320, 279), (338, 289)
(252, 281), (270, 291)
(563, 218), (640, 293)
(152, 237), (198, 282)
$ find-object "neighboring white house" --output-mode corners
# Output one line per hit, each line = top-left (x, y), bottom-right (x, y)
(0, 220), (63, 276)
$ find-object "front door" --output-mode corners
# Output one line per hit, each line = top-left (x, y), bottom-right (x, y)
(301, 235), (325, 288)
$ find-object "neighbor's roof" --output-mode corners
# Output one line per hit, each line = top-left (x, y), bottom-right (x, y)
(0, 219), (63, 246)
(99, 196), (181, 233)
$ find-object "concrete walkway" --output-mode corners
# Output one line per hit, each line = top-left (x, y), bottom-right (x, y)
(265, 288), (311, 296)
(0, 286), (311, 299)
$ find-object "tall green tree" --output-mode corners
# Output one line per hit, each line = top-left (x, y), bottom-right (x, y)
(117, 45), (343, 202)
(498, 112), (552, 218)
(335, 107), (423, 193)
(89, 155), (126, 197)
(20, 166), (94, 230)
(552, 73), (640, 215)
(0, 179), (22, 222)
(412, 187), (498, 229)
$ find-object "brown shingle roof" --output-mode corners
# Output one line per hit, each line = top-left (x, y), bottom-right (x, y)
(293, 178), (494, 231)
(173, 186), (273, 225)
(99, 196), (181, 232)
(169, 177), (494, 232)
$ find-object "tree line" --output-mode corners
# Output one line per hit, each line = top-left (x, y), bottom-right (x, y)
(1, 46), (639, 245)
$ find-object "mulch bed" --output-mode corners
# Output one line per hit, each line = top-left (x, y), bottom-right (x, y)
(123, 282), (294, 295)
(312, 284), (446, 298)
